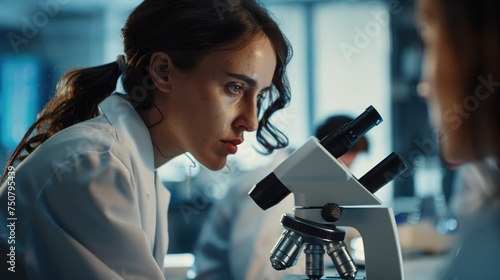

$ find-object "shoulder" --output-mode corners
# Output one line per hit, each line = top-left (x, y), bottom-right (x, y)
(47, 114), (134, 159)
(17, 115), (133, 183)
(443, 203), (500, 278)
(47, 115), (118, 153)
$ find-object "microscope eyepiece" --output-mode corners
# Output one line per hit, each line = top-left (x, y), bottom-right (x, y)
(320, 106), (382, 158)
(249, 172), (291, 210)
(358, 152), (408, 193)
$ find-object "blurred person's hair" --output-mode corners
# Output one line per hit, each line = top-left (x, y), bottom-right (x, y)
(420, 0), (500, 159)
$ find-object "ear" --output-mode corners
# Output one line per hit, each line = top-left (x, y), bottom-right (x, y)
(149, 52), (172, 93)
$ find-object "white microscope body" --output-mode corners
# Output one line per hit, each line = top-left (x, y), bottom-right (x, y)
(249, 106), (406, 280)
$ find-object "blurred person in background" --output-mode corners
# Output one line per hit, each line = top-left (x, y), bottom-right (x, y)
(0, 1), (292, 279)
(191, 115), (369, 280)
(416, 0), (500, 278)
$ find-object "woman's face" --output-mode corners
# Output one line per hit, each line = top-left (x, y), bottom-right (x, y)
(418, 0), (468, 163)
(154, 34), (276, 170)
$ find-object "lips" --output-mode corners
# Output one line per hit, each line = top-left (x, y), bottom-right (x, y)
(221, 139), (242, 154)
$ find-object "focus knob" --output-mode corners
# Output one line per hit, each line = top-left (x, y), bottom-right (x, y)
(321, 203), (342, 222)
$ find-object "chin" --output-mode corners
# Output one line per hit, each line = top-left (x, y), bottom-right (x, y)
(201, 157), (228, 171)
(439, 142), (468, 170)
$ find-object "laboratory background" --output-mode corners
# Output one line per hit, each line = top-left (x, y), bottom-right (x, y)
(0, 0), (458, 279)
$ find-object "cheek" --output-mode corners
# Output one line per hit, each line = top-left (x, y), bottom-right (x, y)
(433, 46), (463, 125)
(421, 50), (443, 129)
(426, 39), (469, 160)
(190, 93), (232, 133)
(422, 36), (461, 130)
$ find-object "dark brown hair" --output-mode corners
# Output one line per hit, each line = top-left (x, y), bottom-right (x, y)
(430, 0), (500, 159)
(1, 0), (292, 182)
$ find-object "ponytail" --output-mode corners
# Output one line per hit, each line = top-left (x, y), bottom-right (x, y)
(1, 61), (122, 182)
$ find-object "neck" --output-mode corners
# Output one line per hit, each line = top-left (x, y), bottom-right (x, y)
(152, 142), (177, 168)
(137, 107), (183, 169)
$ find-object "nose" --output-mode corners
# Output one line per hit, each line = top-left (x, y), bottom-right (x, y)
(417, 81), (431, 101)
(235, 96), (259, 132)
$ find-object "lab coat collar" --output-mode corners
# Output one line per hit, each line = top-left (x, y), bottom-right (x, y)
(98, 94), (155, 172)
(99, 94), (170, 261)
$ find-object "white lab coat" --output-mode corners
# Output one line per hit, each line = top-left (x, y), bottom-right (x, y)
(0, 94), (170, 280)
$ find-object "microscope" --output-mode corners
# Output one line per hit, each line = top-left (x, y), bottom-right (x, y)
(249, 106), (407, 280)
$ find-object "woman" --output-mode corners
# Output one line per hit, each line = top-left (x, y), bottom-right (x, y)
(417, 0), (500, 278)
(0, 0), (292, 279)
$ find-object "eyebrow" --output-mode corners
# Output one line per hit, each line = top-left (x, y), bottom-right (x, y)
(225, 72), (272, 92)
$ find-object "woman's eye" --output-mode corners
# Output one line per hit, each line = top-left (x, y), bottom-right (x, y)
(228, 85), (243, 94)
